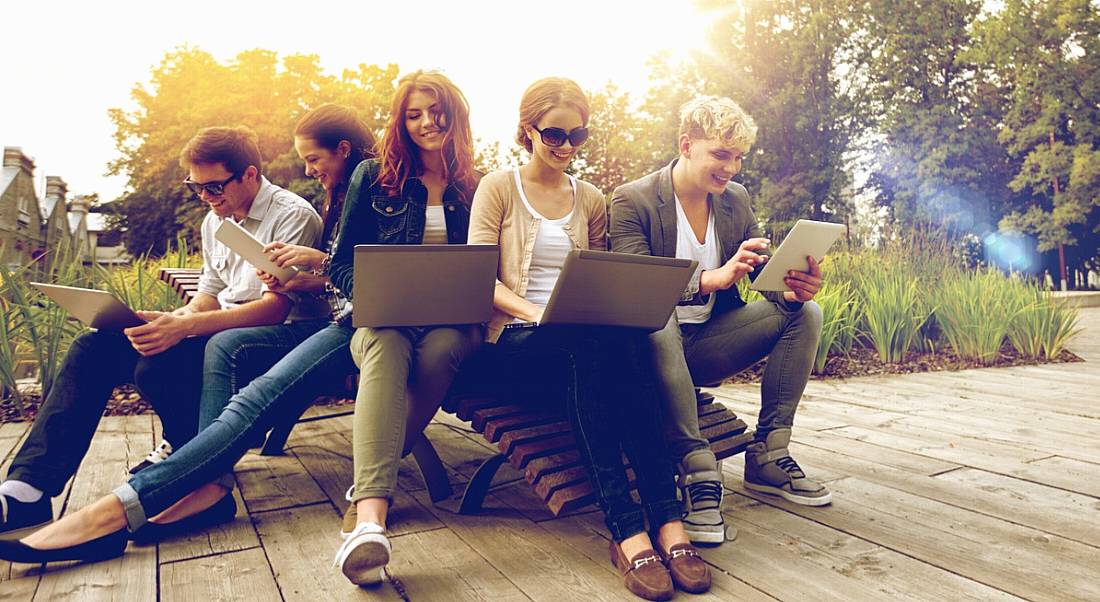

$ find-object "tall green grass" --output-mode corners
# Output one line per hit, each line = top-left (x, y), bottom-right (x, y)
(1007, 283), (1081, 360)
(0, 238), (201, 415)
(812, 281), (860, 374)
(935, 270), (1018, 364)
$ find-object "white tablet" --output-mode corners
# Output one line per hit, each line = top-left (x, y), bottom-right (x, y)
(214, 219), (299, 283)
(749, 219), (845, 292)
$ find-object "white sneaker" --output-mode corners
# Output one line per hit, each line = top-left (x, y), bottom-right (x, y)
(129, 439), (173, 474)
(333, 521), (390, 585)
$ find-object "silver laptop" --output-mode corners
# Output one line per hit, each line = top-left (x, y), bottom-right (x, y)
(30, 283), (145, 330)
(519, 250), (698, 331)
(352, 244), (499, 327)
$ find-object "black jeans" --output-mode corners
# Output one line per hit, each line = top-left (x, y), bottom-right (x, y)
(495, 324), (682, 542)
(6, 330), (208, 496)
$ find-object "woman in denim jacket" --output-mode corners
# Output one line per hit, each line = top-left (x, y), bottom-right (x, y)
(0, 75), (482, 584)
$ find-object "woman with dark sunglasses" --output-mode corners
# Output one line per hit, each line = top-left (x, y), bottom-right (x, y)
(467, 77), (711, 601)
(0, 77), (482, 587)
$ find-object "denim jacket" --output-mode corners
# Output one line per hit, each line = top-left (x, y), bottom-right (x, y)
(329, 159), (476, 298)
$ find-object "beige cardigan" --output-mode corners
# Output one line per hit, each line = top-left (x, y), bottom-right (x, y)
(468, 168), (608, 342)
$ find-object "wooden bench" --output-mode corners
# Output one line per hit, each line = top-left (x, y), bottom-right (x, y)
(157, 267), (751, 516)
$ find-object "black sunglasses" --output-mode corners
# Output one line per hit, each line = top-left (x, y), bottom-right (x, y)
(532, 125), (589, 148)
(183, 173), (241, 197)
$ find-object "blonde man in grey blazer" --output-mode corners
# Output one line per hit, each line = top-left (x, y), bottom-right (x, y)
(610, 96), (829, 545)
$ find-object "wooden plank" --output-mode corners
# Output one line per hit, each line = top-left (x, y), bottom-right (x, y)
(161, 547), (281, 602)
(288, 427), (444, 538)
(1008, 455), (1100, 498)
(234, 450), (327, 514)
(793, 428), (961, 476)
(734, 476), (1100, 602)
(31, 416), (156, 602)
(156, 486), (259, 565)
(823, 424), (1051, 476)
(753, 438), (1100, 549)
(716, 494), (1024, 602)
(407, 490), (629, 601)
(255, 502), (526, 601)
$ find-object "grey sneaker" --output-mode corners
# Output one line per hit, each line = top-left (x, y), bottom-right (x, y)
(678, 448), (726, 544)
(743, 428), (831, 506)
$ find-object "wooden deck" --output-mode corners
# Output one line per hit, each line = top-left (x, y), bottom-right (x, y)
(0, 307), (1097, 601)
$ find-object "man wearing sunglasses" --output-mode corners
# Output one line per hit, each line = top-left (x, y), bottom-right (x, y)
(0, 126), (326, 538)
(609, 96), (829, 546)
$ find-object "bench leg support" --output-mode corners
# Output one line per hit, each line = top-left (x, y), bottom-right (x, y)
(411, 435), (453, 503)
(458, 453), (508, 514)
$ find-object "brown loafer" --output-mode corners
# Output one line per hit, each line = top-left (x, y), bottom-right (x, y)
(661, 542), (711, 594)
(609, 540), (674, 601)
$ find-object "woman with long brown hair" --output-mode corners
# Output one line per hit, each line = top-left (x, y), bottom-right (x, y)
(327, 70), (483, 585)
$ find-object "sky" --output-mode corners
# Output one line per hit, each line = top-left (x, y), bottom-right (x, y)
(0, 0), (721, 203)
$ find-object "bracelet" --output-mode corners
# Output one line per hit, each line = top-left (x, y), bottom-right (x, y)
(311, 254), (332, 277)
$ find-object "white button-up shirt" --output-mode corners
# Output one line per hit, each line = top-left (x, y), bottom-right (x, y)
(197, 177), (329, 322)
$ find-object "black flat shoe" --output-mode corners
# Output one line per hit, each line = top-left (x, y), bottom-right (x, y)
(130, 493), (237, 545)
(0, 528), (127, 563)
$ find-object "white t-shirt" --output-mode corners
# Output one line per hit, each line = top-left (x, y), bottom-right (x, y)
(674, 194), (721, 324)
(422, 204), (448, 244)
(514, 168), (575, 313)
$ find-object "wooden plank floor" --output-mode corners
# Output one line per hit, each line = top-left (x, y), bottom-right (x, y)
(0, 307), (1096, 600)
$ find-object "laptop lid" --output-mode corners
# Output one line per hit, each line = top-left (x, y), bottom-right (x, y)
(352, 244), (499, 327)
(30, 282), (145, 330)
(540, 250), (698, 330)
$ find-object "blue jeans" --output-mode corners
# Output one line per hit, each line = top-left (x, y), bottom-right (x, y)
(114, 322), (356, 529)
(198, 320), (329, 429)
(494, 325), (682, 542)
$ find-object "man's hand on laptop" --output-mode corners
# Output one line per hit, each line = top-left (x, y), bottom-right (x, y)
(700, 237), (770, 294)
(257, 269), (291, 294)
(263, 241), (326, 272)
(782, 255), (822, 303)
(124, 311), (193, 356)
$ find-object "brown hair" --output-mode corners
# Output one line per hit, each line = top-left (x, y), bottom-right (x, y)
(179, 126), (263, 177)
(375, 70), (477, 202)
(294, 104), (377, 211)
(515, 77), (590, 153)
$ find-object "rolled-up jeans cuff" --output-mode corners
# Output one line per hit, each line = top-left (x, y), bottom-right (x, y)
(112, 483), (147, 532)
(606, 509), (647, 543)
(645, 499), (685, 531)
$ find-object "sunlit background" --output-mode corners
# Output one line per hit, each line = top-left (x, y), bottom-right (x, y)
(0, 0), (721, 201)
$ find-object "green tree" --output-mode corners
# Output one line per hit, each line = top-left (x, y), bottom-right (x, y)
(972, 0), (1100, 283)
(860, 0), (1019, 238)
(699, 0), (865, 235)
(107, 47), (397, 256)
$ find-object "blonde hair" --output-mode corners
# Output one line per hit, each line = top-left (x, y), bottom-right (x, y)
(515, 77), (590, 153)
(678, 96), (757, 152)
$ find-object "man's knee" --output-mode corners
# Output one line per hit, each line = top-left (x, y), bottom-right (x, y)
(796, 300), (824, 338)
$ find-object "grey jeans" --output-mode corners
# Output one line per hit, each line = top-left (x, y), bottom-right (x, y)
(650, 300), (823, 461)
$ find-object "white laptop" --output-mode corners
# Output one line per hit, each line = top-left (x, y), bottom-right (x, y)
(352, 245), (499, 327)
(30, 283), (145, 330)
(749, 219), (845, 292)
(514, 250), (698, 331)
(214, 219), (299, 283)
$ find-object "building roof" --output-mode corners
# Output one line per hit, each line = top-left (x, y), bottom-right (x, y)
(1, 167), (19, 198)
(68, 212), (84, 234)
(40, 195), (62, 220)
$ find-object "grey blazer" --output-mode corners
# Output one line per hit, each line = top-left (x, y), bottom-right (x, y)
(609, 160), (791, 317)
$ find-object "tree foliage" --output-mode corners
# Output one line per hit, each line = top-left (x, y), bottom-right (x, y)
(107, 47), (397, 255)
(971, 0), (1100, 263)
